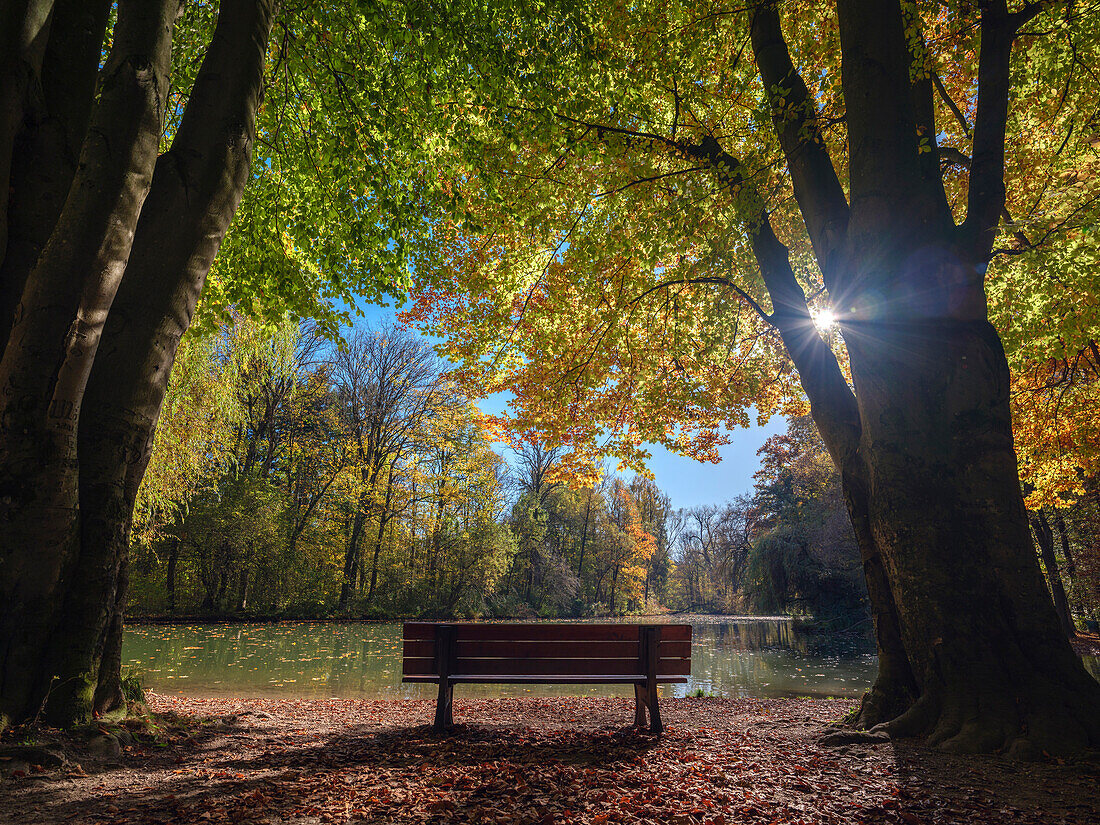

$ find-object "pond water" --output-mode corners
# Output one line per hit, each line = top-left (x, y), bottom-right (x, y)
(123, 618), (880, 701)
(122, 619), (1100, 701)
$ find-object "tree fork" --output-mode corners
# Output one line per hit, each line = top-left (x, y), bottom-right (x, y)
(0, 0), (112, 351)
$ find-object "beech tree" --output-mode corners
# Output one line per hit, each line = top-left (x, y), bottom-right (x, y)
(0, 0), (282, 728)
(406, 0), (1100, 754)
(0, 0), (597, 725)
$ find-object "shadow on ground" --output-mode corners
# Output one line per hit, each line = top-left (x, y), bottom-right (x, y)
(2, 696), (1098, 825)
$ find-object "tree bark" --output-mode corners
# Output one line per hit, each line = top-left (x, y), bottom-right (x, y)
(0, 0), (276, 727)
(841, 316), (1100, 756)
(0, 0), (54, 276)
(0, 0), (111, 350)
(0, 0), (179, 728)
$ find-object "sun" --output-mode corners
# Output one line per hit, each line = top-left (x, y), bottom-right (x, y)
(811, 307), (837, 332)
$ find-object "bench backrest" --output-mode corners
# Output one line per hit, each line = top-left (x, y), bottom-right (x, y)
(402, 622), (692, 679)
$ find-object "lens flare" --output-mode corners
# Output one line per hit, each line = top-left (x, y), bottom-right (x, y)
(812, 308), (837, 332)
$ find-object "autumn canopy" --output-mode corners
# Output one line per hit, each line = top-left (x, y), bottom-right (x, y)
(0, 0), (1098, 757)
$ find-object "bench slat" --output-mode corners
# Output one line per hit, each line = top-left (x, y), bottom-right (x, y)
(454, 639), (639, 659)
(402, 639), (437, 658)
(657, 639), (691, 659)
(403, 657), (439, 676)
(459, 658), (643, 677)
(402, 657), (690, 677)
(404, 657), (690, 678)
(403, 623), (440, 641)
(403, 638), (689, 661)
(402, 622), (691, 643)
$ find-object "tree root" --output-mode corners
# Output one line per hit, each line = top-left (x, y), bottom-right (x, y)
(846, 674), (918, 730)
(819, 728), (891, 747)
(864, 677), (1100, 759)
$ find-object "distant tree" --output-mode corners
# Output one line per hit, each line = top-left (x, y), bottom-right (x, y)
(744, 417), (868, 624)
(333, 325), (452, 609)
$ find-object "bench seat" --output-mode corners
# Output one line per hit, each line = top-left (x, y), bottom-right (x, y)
(402, 622), (692, 733)
(402, 674), (690, 684)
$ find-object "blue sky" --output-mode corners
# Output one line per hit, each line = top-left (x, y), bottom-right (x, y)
(351, 303), (783, 513)
(634, 421), (783, 511)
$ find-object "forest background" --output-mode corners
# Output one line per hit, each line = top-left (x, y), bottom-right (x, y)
(129, 314), (863, 623)
(128, 311), (1100, 636)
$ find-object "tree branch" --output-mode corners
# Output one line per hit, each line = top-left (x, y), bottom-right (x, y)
(675, 129), (863, 465)
(932, 72), (971, 139)
(749, 0), (849, 291)
(959, 0), (1015, 261)
(629, 275), (773, 324)
(750, 208), (863, 467)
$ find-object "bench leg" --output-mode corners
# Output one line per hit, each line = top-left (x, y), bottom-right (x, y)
(633, 683), (647, 727)
(434, 680), (454, 733)
(647, 679), (662, 734)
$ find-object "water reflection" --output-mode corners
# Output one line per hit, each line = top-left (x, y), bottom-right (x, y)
(121, 620), (1098, 701)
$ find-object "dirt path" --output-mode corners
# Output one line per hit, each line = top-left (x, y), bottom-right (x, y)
(3, 695), (1098, 824)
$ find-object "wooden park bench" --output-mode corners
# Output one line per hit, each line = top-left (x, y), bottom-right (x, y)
(401, 622), (692, 733)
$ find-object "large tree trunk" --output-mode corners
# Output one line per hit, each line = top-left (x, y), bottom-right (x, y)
(0, 0), (178, 728)
(0, 0), (276, 728)
(734, 0), (1100, 755)
(78, 0), (273, 717)
(842, 317), (1100, 756)
(76, 0), (275, 717)
(741, 200), (919, 730)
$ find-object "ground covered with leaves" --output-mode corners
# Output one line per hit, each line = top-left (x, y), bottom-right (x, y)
(2, 695), (1098, 825)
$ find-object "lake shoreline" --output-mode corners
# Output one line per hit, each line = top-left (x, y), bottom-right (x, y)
(3, 694), (1097, 824)
(122, 618), (881, 701)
